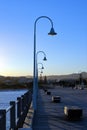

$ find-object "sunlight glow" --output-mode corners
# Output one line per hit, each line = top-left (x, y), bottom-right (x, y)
(0, 57), (6, 74)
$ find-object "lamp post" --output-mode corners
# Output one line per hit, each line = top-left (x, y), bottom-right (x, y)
(37, 62), (44, 84)
(36, 51), (47, 94)
(33, 16), (57, 111)
(37, 63), (44, 85)
(38, 62), (44, 70)
(37, 51), (47, 61)
(36, 51), (46, 99)
(39, 70), (43, 84)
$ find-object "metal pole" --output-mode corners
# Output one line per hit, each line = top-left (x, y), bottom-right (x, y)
(0, 110), (6, 130)
(10, 101), (16, 130)
(32, 16), (56, 111)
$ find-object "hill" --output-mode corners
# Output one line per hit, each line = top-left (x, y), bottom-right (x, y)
(47, 72), (87, 81)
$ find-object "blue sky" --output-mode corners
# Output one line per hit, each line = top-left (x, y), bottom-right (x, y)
(0, 0), (87, 76)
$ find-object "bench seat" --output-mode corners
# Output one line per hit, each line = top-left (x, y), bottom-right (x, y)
(52, 96), (61, 103)
(64, 106), (83, 120)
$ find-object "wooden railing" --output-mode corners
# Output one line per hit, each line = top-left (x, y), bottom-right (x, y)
(0, 90), (32, 130)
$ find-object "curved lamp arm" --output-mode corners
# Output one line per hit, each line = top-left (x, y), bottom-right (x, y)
(37, 51), (47, 61)
(38, 63), (44, 69)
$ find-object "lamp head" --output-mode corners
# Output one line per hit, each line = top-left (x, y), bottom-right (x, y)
(41, 70), (43, 73)
(48, 27), (57, 36)
(43, 56), (47, 61)
(42, 66), (44, 69)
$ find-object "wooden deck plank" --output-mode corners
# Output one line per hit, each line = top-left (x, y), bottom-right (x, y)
(32, 87), (87, 130)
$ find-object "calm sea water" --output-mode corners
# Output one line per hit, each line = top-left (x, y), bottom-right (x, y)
(0, 89), (28, 130)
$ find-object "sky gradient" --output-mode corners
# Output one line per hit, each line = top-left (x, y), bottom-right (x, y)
(0, 0), (87, 76)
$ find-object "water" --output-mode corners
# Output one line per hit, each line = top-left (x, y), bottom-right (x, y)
(0, 89), (28, 130)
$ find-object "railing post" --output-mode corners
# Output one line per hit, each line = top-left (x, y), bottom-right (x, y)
(17, 97), (22, 119)
(28, 91), (32, 107)
(25, 92), (28, 105)
(10, 101), (16, 130)
(24, 92), (29, 113)
(0, 110), (6, 130)
(21, 95), (24, 113)
(24, 94), (26, 109)
(27, 91), (29, 104)
(25, 92), (28, 108)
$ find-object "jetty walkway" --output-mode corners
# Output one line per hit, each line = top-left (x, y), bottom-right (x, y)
(22, 86), (87, 130)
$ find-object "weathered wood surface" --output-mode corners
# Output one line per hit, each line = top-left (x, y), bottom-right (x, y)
(33, 87), (87, 130)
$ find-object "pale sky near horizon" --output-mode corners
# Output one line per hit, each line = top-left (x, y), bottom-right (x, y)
(0, 0), (87, 76)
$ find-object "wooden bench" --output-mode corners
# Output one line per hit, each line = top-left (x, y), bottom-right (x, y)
(52, 96), (61, 103)
(44, 89), (47, 92)
(64, 106), (83, 120)
(46, 91), (51, 95)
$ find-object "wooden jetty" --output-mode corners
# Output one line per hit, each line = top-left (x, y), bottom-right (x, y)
(21, 86), (87, 130)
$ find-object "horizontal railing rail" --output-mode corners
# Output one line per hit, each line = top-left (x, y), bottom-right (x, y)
(0, 89), (32, 130)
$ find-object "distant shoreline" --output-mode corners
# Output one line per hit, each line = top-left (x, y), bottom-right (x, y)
(0, 88), (28, 91)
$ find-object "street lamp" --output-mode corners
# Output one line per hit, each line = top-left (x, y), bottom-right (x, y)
(36, 51), (46, 98)
(39, 70), (43, 83)
(37, 51), (47, 61)
(38, 63), (44, 83)
(36, 51), (47, 85)
(37, 62), (44, 81)
(38, 62), (44, 70)
(33, 16), (57, 110)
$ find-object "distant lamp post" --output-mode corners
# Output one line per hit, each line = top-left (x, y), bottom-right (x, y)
(33, 16), (57, 110)
(36, 51), (46, 97)
(36, 51), (47, 88)
(39, 71), (43, 83)
(37, 51), (47, 61)
(37, 62), (44, 81)
(38, 62), (44, 70)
